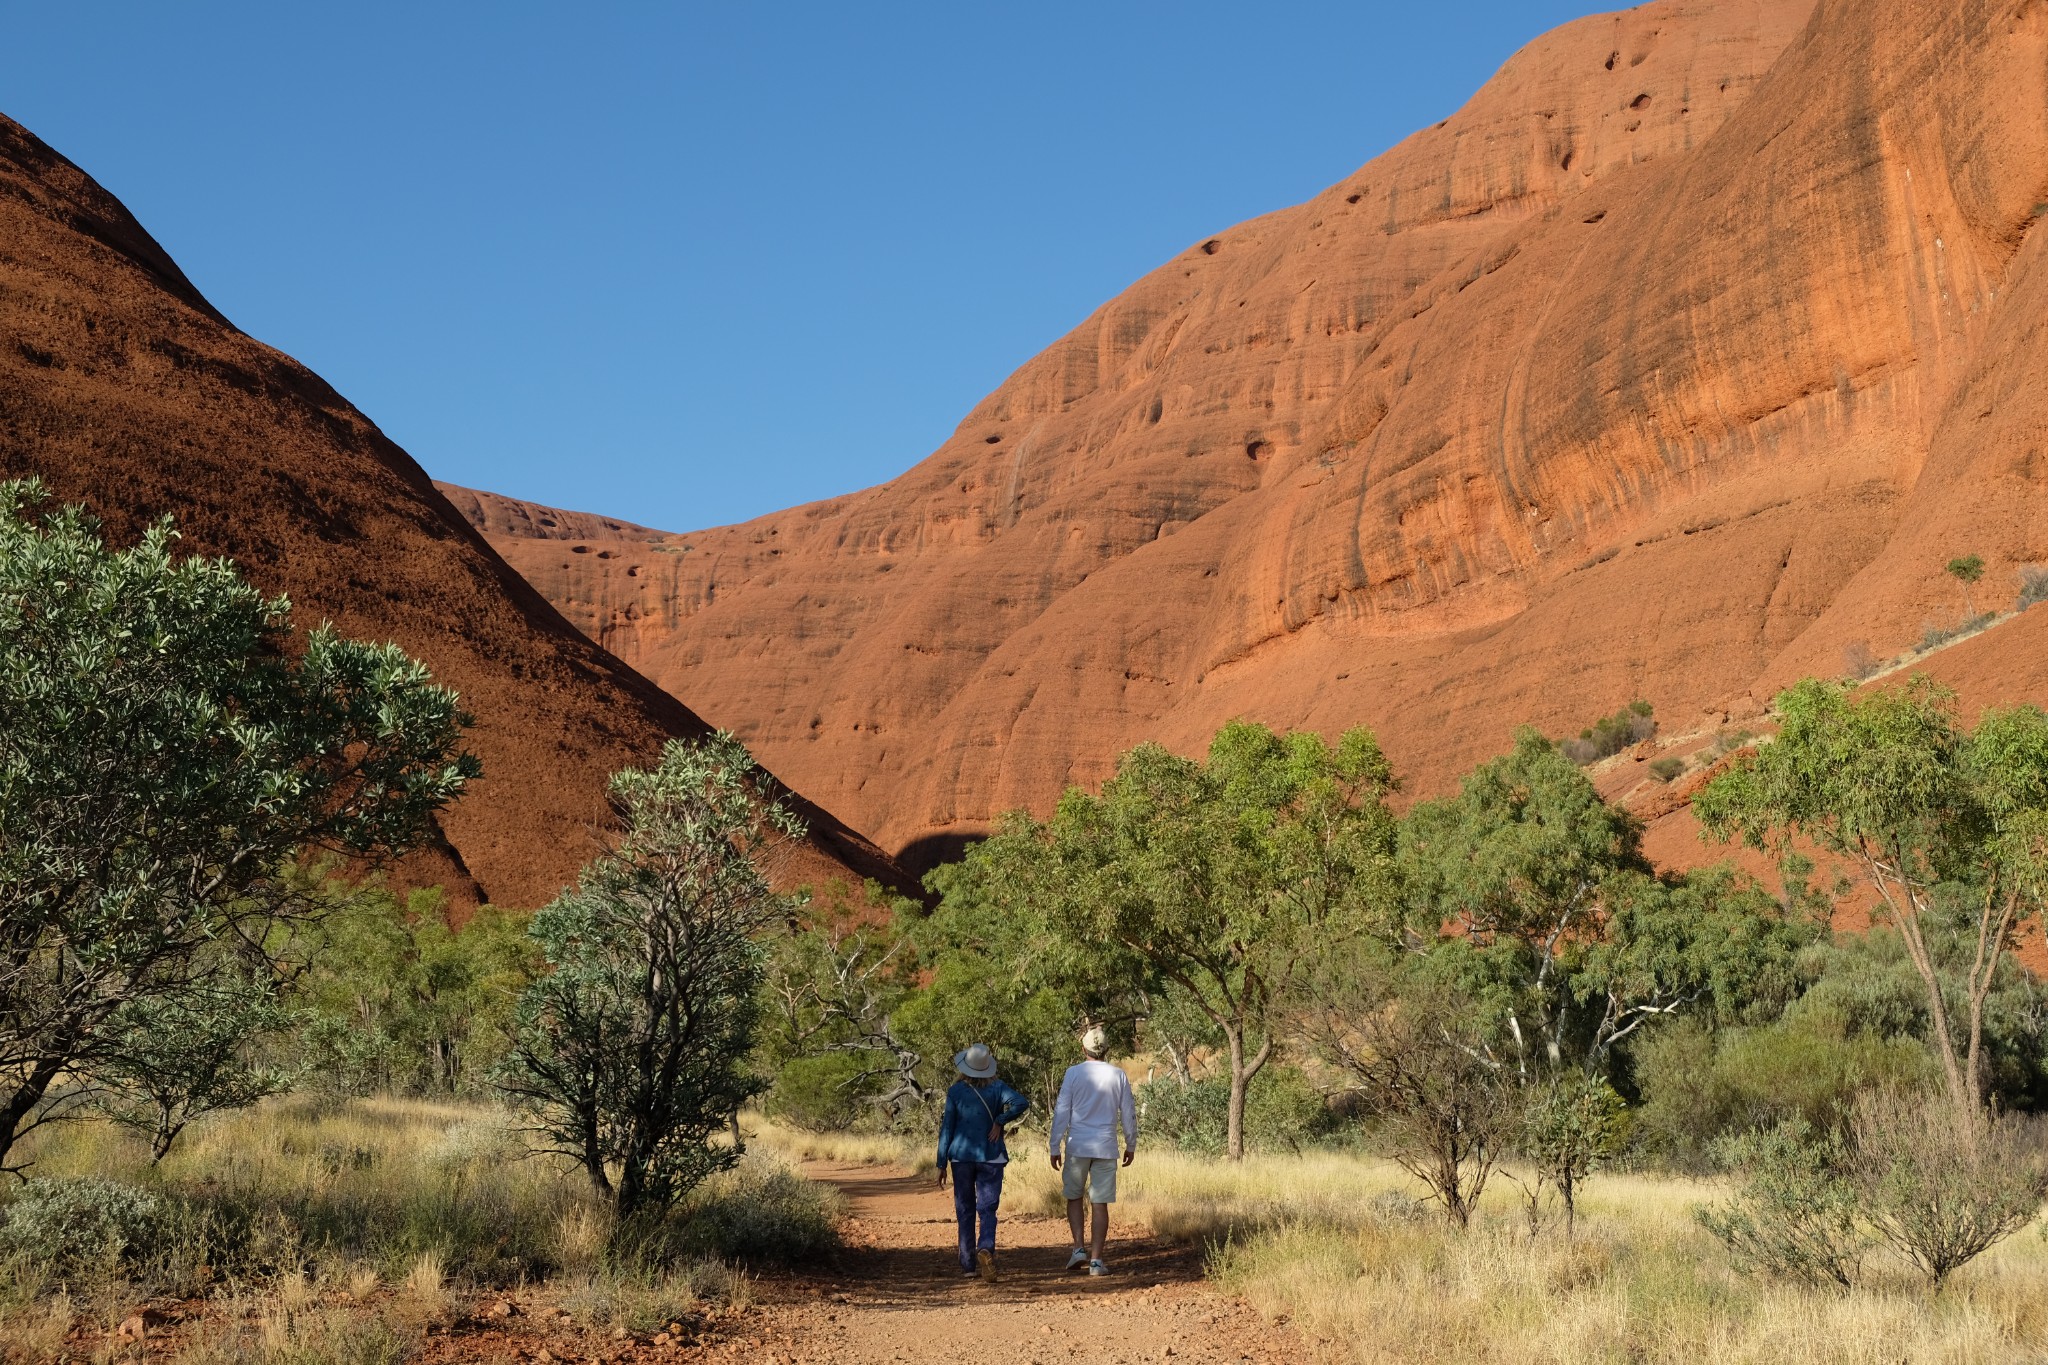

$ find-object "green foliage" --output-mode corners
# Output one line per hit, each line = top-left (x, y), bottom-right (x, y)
(946, 721), (1399, 1158)
(1515, 1072), (1629, 1233)
(1696, 678), (2048, 1109)
(765, 1052), (888, 1131)
(674, 1155), (842, 1266)
(1648, 756), (1686, 783)
(1400, 731), (1809, 1075)
(0, 481), (478, 1166)
(1697, 1121), (1868, 1289)
(1561, 699), (1655, 764)
(1633, 1012), (1930, 1170)
(1135, 1066), (1338, 1157)
(0, 1178), (169, 1277)
(761, 882), (931, 1129)
(500, 734), (800, 1217)
(293, 885), (535, 1096)
(94, 968), (302, 1161)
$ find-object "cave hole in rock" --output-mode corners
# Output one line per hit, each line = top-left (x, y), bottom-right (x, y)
(1604, 50), (1618, 70)
(1201, 239), (1221, 255)
(1630, 51), (1646, 66)
(1147, 396), (1164, 425)
(1583, 210), (1607, 224)
(1561, 151), (1575, 171)
(1246, 440), (1269, 461)
(1346, 192), (1362, 204)
(570, 544), (590, 554)
(983, 433), (1002, 444)
(1630, 92), (1652, 108)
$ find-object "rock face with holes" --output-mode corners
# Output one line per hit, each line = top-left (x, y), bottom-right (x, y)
(453, 0), (2048, 871)
(0, 113), (909, 908)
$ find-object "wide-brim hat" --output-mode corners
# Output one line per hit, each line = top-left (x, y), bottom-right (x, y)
(955, 1043), (997, 1078)
(1080, 1025), (1108, 1056)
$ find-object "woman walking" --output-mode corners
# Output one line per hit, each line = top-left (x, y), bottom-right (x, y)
(935, 1042), (1030, 1281)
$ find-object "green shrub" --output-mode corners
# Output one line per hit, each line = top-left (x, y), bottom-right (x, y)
(1632, 1015), (1930, 1170)
(0, 1178), (167, 1276)
(677, 1155), (842, 1266)
(1648, 756), (1686, 783)
(1137, 1066), (1339, 1156)
(1697, 1120), (1868, 1289)
(765, 1051), (890, 1132)
(1138, 1075), (1230, 1154)
(1561, 700), (1655, 765)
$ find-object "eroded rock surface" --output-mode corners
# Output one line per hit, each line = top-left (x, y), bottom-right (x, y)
(0, 114), (908, 907)
(460, 0), (2048, 869)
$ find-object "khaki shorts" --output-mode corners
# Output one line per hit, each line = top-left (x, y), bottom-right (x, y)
(1061, 1155), (1119, 1204)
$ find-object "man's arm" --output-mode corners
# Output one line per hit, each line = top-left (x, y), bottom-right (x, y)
(1119, 1071), (1138, 1166)
(1048, 1073), (1071, 1168)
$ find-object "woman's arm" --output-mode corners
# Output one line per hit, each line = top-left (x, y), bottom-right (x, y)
(997, 1080), (1030, 1127)
(935, 1086), (958, 1175)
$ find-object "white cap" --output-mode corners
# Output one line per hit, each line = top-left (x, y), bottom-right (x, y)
(955, 1043), (997, 1078)
(1080, 1026), (1108, 1057)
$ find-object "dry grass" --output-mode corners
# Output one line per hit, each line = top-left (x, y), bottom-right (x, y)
(1091, 1150), (2048, 1364)
(1, 1097), (803, 1361)
(741, 1113), (930, 1173)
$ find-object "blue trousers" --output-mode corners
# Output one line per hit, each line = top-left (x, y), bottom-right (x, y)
(951, 1160), (1004, 1269)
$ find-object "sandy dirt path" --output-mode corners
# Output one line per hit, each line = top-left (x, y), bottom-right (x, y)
(717, 1161), (1304, 1365)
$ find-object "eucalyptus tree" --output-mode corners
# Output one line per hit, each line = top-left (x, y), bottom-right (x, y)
(1696, 676), (2048, 1111)
(958, 721), (1399, 1160)
(1399, 729), (1806, 1079)
(0, 481), (477, 1167)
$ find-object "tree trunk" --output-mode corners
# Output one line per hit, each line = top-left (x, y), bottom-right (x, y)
(0, 1055), (67, 1170)
(1223, 1029), (1275, 1162)
(1225, 1027), (1246, 1161)
(1887, 893), (1971, 1111)
(582, 1112), (613, 1200)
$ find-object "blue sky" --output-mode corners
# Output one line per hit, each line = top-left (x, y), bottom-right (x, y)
(2, 3), (1602, 532)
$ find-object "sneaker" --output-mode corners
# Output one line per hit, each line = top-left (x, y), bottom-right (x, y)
(976, 1249), (998, 1282)
(1065, 1247), (1090, 1272)
(1087, 1258), (1109, 1277)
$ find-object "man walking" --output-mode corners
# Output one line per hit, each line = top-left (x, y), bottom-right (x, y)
(1048, 1025), (1137, 1276)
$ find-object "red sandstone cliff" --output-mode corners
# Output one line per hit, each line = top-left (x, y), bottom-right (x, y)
(0, 114), (909, 907)
(453, 0), (2048, 871)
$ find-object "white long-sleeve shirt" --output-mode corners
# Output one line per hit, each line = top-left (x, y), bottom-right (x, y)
(1048, 1058), (1138, 1160)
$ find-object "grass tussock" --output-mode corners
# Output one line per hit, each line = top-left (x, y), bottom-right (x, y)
(743, 1114), (935, 1175)
(1101, 1151), (2048, 1364)
(0, 1097), (836, 1359)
